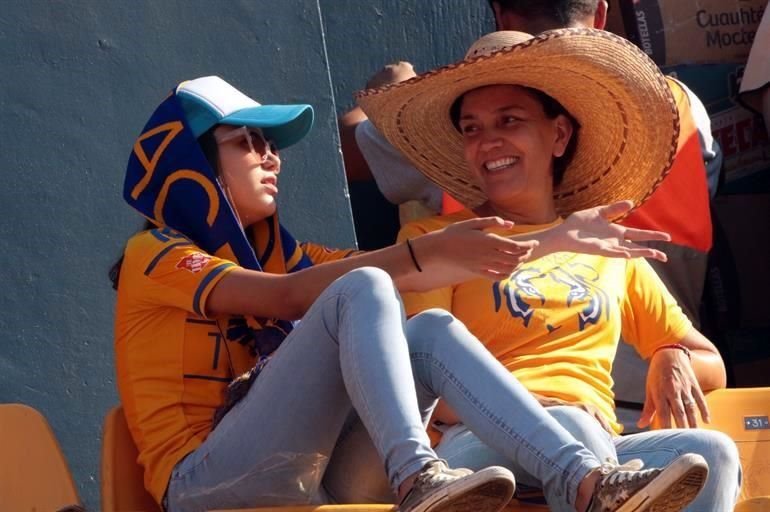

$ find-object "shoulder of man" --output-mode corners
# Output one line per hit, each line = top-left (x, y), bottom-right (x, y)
(664, 76), (712, 140)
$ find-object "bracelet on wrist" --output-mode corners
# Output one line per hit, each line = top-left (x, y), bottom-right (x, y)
(405, 238), (423, 272)
(652, 343), (691, 360)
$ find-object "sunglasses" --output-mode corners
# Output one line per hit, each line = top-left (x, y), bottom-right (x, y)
(214, 126), (279, 163)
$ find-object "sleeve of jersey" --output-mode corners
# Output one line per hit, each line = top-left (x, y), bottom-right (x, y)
(298, 242), (360, 265)
(137, 236), (237, 318)
(620, 258), (693, 359)
(396, 221), (453, 317)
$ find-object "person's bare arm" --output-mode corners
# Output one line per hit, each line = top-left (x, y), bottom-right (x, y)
(638, 328), (726, 430)
(207, 217), (532, 319)
(512, 201), (671, 263)
(339, 106), (372, 182)
(210, 201), (675, 321)
(680, 328), (728, 392)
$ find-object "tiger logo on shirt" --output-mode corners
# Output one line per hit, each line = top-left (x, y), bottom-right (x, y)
(492, 262), (610, 331)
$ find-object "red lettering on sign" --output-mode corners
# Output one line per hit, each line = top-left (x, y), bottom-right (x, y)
(736, 118), (752, 152)
(713, 114), (769, 160)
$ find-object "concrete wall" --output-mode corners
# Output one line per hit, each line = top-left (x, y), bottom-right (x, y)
(321, 0), (493, 112)
(0, 1), (353, 508)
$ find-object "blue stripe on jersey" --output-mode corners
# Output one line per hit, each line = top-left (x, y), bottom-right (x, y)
(192, 262), (236, 317)
(150, 227), (191, 243)
(144, 242), (194, 276)
(150, 229), (169, 243)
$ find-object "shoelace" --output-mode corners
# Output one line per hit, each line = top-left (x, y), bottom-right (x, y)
(598, 458), (659, 492)
(417, 460), (466, 485)
(399, 460), (462, 508)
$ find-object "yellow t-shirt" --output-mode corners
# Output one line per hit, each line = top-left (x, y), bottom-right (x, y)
(399, 210), (692, 434)
(115, 226), (354, 503)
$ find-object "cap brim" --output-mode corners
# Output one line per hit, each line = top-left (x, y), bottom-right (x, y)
(221, 104), (314, 149)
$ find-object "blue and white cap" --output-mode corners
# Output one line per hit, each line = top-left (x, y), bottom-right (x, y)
(176, 76), (314, 149)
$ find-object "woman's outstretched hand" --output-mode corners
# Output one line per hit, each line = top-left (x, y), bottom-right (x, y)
(542, 201), (671, 261)
(399, 201), (670, 292)
(411, 216), (539, 283)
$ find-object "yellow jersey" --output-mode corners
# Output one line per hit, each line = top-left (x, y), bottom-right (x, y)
(115, 226), (354, 503)
(399, 210), (692, 434)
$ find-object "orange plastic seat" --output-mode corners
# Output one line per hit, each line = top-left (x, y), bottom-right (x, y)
(0, 403), (81, 511)
(100, 406), (545, 512)
(734, 497), (770, 512)
(701, 388), (770, 501)
(102, 387), (770, 512)
(101, 406), (161, 512)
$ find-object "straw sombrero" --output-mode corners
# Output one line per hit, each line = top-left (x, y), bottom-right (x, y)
(356, 28), (680, 216)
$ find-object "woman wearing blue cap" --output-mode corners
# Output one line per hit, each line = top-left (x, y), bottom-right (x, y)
(112, 75), (684, 512)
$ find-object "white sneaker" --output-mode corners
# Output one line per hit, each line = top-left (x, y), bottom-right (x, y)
(588, 453), (709, 512)
(398, 460), (515, 512)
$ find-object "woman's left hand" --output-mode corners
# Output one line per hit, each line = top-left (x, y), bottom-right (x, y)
(637, 347), (709, 429)
(545, 201), (671, 262)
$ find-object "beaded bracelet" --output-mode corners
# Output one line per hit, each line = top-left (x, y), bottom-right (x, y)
(652, 343), (691, 360)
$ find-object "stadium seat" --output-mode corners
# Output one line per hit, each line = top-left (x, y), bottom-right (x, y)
(0, 403), (82, 511)
(103, 388), (770, 512)
(701, 388), (770, 501)
(100, 406), (544, 511)
(734, 497), (770, 512)
(101, 406), (161, 512)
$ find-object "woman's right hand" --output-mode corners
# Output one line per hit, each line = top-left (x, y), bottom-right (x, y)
(540, 201), (671, 261)
(414, 216), (539, 280)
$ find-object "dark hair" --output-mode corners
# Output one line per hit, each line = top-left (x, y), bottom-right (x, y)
(487, 0), (599, 29)
(109, 128), (221, 290)
(197, 127), (220, 173)
(450, 85), (580, 187)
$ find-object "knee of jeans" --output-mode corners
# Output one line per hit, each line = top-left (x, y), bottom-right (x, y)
(436, 427), (507, 471)
(405, 309), (457, 352)
(335, 267), (397, 299)
(688, 430), (741, 476)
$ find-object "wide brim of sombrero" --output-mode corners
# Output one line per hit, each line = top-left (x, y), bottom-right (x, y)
(356, 28), (680, 216)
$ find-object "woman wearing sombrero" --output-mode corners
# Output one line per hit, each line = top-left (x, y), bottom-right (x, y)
(112, 73), (713, 512)
(359, 29), (741, 511)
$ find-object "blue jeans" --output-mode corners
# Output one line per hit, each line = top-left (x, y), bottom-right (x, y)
(165, 268), (601, 512)
(435, 406), (742, 512)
